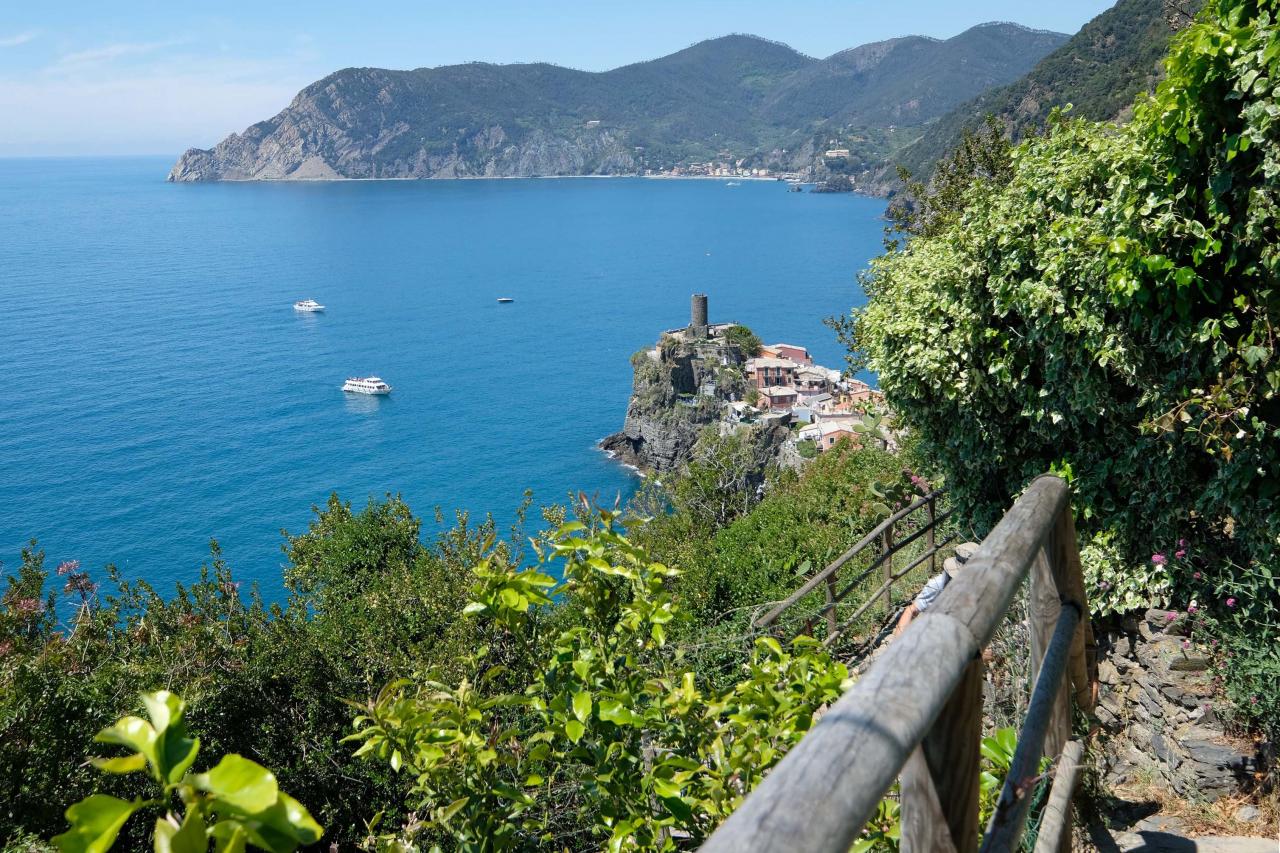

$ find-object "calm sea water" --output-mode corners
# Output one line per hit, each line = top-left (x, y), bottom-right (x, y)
(0, 157), (884, 598)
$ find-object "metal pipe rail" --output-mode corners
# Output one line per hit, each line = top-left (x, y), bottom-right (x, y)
(701, 475), (1097, 853)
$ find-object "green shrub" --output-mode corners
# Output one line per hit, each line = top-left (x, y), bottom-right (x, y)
(849, 0), (1280, 580)
(0, 495), (494, 847)
(347, 507), (851, 850)
(723, 324), (763, 357)
(53, 690), (322, 852)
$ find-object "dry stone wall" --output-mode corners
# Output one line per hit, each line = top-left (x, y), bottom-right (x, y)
(1095, 609), (1271, 802)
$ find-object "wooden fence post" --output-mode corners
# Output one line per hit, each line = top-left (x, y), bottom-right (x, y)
(824, 571), (839, 638)
(883, 522), (896, 606)
(901, 658), (984, 853)
(1028, 523), (1072, 764)
(927, 494), (937, 575)
(1046, 508), (1096, 713)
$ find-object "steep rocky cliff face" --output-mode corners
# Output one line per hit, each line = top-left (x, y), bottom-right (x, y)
(600, 345), (730, 475)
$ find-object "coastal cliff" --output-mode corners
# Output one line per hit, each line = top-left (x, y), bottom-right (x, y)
(601, 340), (747, 475)
(167, 27), (1066, 183)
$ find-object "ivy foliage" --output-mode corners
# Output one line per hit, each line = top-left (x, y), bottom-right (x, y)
(347, 507), (852, 851)
(850, 0), (1280, 570)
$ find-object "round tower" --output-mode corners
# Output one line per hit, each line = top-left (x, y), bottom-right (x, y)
(690, 293), (709, 338)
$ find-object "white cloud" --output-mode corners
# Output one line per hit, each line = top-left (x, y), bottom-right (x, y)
(48, 40), (186, 73)
(0, 34), (323, 156)
(0, 72), (302, 156)
(0, 30), (39, 48)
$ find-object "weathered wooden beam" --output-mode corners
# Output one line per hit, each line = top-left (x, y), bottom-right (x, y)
(700, 477), (1068, 853)
(900, 746), (961, 853)
(1028, 544), (1072, 763)
(981, 602), (1081, 853)
(903, 658), (984, 853)
(1032, 739), (1085, 853)
(1046, 507), (1095, 713)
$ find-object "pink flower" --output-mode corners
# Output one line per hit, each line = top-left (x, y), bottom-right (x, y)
(1178, 538), (1188, 548)
(1187, 604), (1198, 614)
(1226, 597), (1237, 608)
(1166, 611), (1177, 622)
(1152, 553), (1167, 565)
(0, 640), (12, 657)
(1182, 639), (1192, 649)
(1251, 696), (1259, 705)
(1175, 549), (1187, 559)
(56, 560), (80, 576)
(15, 597), (43, 615)
(1211, 639), (1218, 646)
(1193, 572), (1202, 580)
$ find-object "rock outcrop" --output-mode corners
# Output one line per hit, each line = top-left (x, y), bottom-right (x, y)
(601, 340), (745, 475)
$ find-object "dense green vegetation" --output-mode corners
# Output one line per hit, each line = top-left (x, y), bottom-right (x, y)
(846, 0), (1280, 734)
(884, 0), (1199, 189)
(0, 498), (495, 848)
(1, 436), (924, 849)
(54, 691), (322, 852)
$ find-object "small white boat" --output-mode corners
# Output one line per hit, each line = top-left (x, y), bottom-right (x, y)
(342, 376), (392, 395)
(497, 297), (515, 303)
(294, 299), (325, 312)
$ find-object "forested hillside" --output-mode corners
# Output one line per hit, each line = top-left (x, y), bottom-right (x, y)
(168, 25), (1065, 181)
(871, 0), (1199, 190)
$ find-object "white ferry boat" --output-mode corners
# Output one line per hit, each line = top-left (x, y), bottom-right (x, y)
(342, 376), (392, 395)
(294, 299), (325, 312)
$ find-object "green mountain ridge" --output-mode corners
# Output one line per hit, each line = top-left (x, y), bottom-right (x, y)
(874, 0), (1198, 191)
(168, 25), (1067, 182)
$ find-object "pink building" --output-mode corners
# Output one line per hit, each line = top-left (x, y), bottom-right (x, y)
(746, 357), (798, 389)
(766, 343), (813, 365)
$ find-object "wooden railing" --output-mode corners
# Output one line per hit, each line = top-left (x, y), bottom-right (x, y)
(703, 475), (1098, 853)
(753, 487), (954, 647)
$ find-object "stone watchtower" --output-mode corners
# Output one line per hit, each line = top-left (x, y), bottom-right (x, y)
(690, 293), (709, 338)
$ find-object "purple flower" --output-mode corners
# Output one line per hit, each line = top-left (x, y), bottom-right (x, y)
(1226, 597), (1237, 608)
(1178, 538), (1188, 548)
(1152, 553), (1167, 565)
(1187, 604), (1198, 614)
(1098, 580), (1112, 590)
(1166, 611), (1177, 622)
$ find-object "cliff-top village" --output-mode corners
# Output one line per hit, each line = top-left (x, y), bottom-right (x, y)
(657, 293), (883, 454)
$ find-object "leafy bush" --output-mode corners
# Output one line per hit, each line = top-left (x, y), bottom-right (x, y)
(53, 690), (321, 852)
(348, 508), (851, 850)
(0, 495), (493, 847)
(849, 0), (1280, 581)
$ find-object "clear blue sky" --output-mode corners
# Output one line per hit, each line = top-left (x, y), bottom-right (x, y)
(0, 0), (1115, 157)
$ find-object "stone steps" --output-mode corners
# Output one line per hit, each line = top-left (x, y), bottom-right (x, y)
(1106, 829), (1278, 851)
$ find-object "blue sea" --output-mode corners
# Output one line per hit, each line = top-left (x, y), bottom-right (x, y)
(0, 157), (884, 598)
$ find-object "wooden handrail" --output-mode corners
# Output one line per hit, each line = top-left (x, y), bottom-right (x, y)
(701, 475), (1095, 853)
